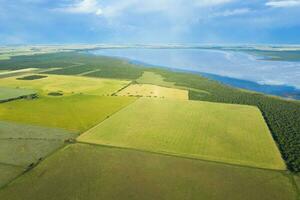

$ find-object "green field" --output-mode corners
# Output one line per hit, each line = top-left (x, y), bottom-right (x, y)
(294, 175), (300, 192)
(137, 71), (177, 87)
(117, 84), (189, 100)
(0, 121), (76, 140)
(0, 164), (23, 188)
(0, 121), (77, 188)
(0, 87), (36, 102)
(79, 98), (285, 170)
(0, 144), (296, 200)
(0, 140), (65, 166)
(0, 95), (136, 132)
(0, 74), (130, 96)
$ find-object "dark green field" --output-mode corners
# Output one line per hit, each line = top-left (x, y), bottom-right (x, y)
(0, 144), (297, 200)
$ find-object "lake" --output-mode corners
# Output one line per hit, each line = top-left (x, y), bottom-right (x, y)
(91, 48), (300, 99)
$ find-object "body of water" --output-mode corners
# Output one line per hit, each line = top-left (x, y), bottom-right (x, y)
(91, 48), (300, 99)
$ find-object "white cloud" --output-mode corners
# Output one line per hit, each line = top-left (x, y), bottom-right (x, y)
(266, 0), (300, 8)
(55, 0), (235, 17)
(56, 0), (103, 15)
(195, 0), (234, 7)
(213, 8), (251, 17)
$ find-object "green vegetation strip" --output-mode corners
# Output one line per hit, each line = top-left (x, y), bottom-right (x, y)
(79, 98), (285, 170)
(0, 144), (296, 200)
(16, 75), (47, 80)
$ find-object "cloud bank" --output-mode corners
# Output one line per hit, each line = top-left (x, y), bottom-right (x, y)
(0, 0), (299, 44)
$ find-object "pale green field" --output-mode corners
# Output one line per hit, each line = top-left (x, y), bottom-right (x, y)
(0, 87), (36, 102)
(0, 121), (76, 140)
(0, 95), (136, 132)
(0, 140), (65, 166)
(137, 71), (210, 95)
(0, 144), (296, 200)
(137, 71), (176, 87)
(117, 84), (188, 100)
(0, 74), (130, 96)
(79, 98), (285, 170)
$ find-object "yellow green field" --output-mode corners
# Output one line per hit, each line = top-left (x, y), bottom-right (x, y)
(117, 84), (188, 100)
(0, 95), (136, 132)
(79, 98), (285, 170)
(0, 144), (296, 200)
(0, 74), (130, 96)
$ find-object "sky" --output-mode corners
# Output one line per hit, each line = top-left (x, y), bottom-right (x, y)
(0, 0), (300, 45)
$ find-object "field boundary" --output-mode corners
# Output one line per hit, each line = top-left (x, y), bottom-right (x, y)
(77, 141), (288, 173)
(77, 97), (139, 138)
(0, 142), (70, 191)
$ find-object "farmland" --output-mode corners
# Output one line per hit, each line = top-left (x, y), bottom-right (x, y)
(0, 165), (23, 188)
(0, 74), (130, 96)
(78, 98), (285, 170)
(0, 121), (76, 188)
(116, 84), (188, 100)
(0, 121), (76, 141)
(0, 87), (36, 102)
(0, 144), (296, 200)
(0, 95), (136, 132)
(136, 71), (177, 87)
(0, 51), (299, 199)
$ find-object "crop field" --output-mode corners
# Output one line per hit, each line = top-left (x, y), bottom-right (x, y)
(0, 121), (76, 140)
(0, 164), (23, 188)
(0, 140), (65, 166)
(117, 84), (189, 100)
(0, 95), (135, 132)
(0, 74), (130, 96)
(0, 87), (36, 102)
(0, 143), (296, 200)
(79, 98), (285, 170)
(0, 120), (77, 188)
(136, 71), (177, 87)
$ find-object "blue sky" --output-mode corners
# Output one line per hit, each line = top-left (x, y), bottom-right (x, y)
(0, 0), (300, 44)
